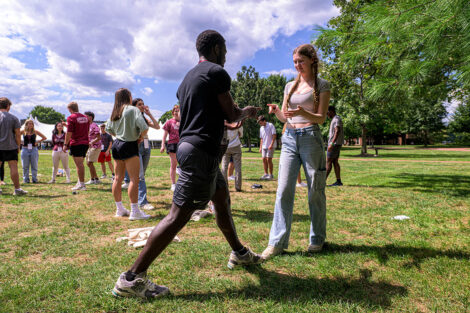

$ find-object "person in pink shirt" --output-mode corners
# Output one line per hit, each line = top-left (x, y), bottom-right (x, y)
(48, 122), (71, 183)
(84, 111), (102, 185)
(64, 101), (90, 191)
(160, 105), (180, 191)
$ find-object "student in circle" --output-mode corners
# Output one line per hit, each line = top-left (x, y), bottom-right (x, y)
(105, 88), (150, 221)
(98, 123), (114, 180)
(49, 122), (71, 183)
(20, 119), (46, 183)
(262, 43), (331, 260)
(160, 105), (180, 191)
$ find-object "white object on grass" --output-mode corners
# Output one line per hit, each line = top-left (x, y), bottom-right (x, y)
(392, 215), (410, 220)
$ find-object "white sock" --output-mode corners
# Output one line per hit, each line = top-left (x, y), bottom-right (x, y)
(79, 181), (85, 186)
(116, 201), (125, 210)
(130, 203), (139, 212)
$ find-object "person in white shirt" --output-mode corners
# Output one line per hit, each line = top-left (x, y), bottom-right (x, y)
(222, 123), (243, 191)
(257, 115), (276, 180)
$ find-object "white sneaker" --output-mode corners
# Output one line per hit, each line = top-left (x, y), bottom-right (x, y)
(13, 188), (28, 196)
(129, 209), (151, 220)
(115, 207), (130, 217)
(72, 184), (86, 191)
(48, 179), (56, 184)
(100, 174), (107, 179)
(140, 203), (155, 210)
(65, 179), (71, 183)
(260, 174), (269, 180)
(94, 179), (101, 184)
(228, 175), (235, 181)
(85, 179), (96, 185)
(170, 184), (176, 191)
(261, 245), (284, 260)
(112, 271), (169, 299)
(296, 182), (308, 188)
(122, 182), (129, 189)
(268, 174), (274, 180)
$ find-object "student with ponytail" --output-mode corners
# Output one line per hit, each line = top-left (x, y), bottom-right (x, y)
(262, 44), (331, 260)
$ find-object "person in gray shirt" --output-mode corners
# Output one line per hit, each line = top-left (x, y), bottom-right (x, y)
(326, 105), (344, 186)
(0, 97), (28, 195)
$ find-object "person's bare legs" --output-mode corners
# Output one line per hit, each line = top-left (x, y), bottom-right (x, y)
(262, 157), (268, 175)
(268, 157), (273, 176)
(100, 162), (107, 176)
(333, 158), (341, 181)
(73, 156), (85, 183)
(130, 202), (194, 273)
(8, 160), (20, 189)
(297, 171), (302, 184)
(125, 156), (140, 203)
(107, 160), (114, 174)
(326, 158), (333, 179)
(169, 152), (177, 184)
(87, 161), (98, 180)
(228, 161), (234, 177)
(112, 160), (126, 202)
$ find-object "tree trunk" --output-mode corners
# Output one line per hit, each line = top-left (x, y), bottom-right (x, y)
(423, 130), (429, 147)
(361, 125), (368, 155)
(247, 137), (252, 152)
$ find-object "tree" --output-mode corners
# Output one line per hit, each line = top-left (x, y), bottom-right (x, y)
(29, 105), (65, 124)
(158, 109), (174, 125)
(448, 101), (470, 144)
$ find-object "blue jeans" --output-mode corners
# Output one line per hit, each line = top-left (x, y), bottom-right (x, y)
(21, 147), (39, 183)
(268, 125), (327, 248)
(124, 142), (151, 206)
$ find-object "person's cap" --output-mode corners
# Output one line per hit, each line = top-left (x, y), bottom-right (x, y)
(257, 115), (265, 123)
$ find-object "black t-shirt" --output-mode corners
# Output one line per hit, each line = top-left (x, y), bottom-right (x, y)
(177, 61), (231, 156)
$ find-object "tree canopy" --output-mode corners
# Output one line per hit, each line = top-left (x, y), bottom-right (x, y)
(29, 105), (65, 124)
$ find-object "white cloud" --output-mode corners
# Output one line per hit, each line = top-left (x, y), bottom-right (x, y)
(141, 87), (153, 96)
(264, 68), (298, 78)
(0, 0), (339, 119)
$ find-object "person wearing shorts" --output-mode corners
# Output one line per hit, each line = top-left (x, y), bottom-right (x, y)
(326, 106), (344, 186)
(160, 105), (180, 191)
(64, 101), (89, 191)
(258, 115), (276, 180)
(112, 30), (261, 299)
(0, 97), (27, 195)
(98, 124), (114, 179)
(84, 111), (102, 185)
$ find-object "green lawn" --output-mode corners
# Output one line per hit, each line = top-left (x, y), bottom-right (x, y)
(1, 146), (469, 312)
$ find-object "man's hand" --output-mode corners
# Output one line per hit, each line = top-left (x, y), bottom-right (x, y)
(327, 144), (333, 152)
(268, 145), (273, 151)
(105, 151), (110, 157)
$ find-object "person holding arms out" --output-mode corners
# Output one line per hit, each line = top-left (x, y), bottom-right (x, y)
(262, 43), (331, 260)
(49, 122), (71, 183)
(20, 119), (46, 183)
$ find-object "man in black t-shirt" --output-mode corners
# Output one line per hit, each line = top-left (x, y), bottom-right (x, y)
(112, 30), (261, 299)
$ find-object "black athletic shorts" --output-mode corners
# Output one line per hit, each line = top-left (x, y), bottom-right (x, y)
(0, 149), (18, 162)
(70, 144), (89, 158)
(166, 143), (178, 154)
(173, 142), (226, 210)
(327, 145), (342, 159)
(112, 139), (139, 160)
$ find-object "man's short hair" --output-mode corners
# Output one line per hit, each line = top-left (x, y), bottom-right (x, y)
(67, 101), (79, 112)
(99, 123), (105, 128)
(257, 115), (266, 123)
(0, 97), (12, 109)
(196, 30), (225, 57)
(328, 106), (336, 113)
(84, 111), (95, 120)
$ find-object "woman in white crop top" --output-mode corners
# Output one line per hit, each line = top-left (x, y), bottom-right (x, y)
(262, 44), (331, 260)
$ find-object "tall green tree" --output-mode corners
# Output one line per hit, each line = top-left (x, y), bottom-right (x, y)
(448, 102), (470, 144)
(29, 105), (65, 124)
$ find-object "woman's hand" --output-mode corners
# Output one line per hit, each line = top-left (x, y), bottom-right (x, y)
(283, 107), (307, 119)
(160, 145), (165, 153)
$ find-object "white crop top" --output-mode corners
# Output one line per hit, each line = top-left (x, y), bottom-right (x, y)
(284, 77), (330, 124)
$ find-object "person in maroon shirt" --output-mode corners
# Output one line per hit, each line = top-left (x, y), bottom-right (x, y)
(64, 101), (90, 191)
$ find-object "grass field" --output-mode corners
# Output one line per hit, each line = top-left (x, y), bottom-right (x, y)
(1, 146), (469, 312)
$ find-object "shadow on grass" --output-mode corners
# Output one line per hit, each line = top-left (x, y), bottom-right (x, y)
(175, 266), (407, 309)
(347, 173), (470, 197)
(232, 209), (308, 222)
(285, 242), (470, 269)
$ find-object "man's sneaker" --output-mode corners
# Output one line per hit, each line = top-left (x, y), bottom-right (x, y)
(296, 182), (308, 188)
(100, 174), (107, 179)
(129, 209), (151, 221)
(13, 188), (28, 196)
(112, 271), (169, 299)
(72, 184), (86, 191)
(328, 181), (343, 187)
(48, 179), (56, 184)
(122, 182), (129, 189)
(307, 243), (324, 253)
(115, 207), (130, 217)
(85, 179), (96, 185)
(140, 203), (155, 210)
(267, 174), (274, 180)
(228, 175), (235, 181)
(261, 245), (284, 260)
(227, 248), (262, 269)
(170, 184), (176, 192)
(94, 179), (101, 184)
(260, 174), (269, 180)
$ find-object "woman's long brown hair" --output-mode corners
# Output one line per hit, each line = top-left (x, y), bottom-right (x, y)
(110, 88), (132, 121)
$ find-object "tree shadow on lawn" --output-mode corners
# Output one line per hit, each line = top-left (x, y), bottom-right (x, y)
(175, 266), (407, 309)
(346, 173), (470, 197)
(284, 242), (470, 269)
(232, 209), (308, 223)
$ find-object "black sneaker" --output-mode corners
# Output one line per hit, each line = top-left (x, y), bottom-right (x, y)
(328, 181), (343, 187)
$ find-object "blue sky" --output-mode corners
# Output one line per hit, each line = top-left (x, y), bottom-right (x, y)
(0, 1), (340, 121)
